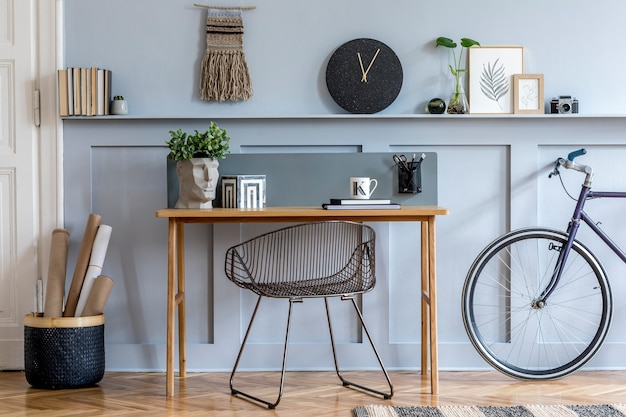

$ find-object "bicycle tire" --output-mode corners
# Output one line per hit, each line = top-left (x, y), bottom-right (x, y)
(462, 228), (612, 380)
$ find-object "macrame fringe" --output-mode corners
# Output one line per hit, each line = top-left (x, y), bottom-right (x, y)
(200, 9), (253, 102)
(200, 50), (252, 102)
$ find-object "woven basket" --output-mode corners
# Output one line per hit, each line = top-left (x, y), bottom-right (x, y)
(24, 313), (105, 389)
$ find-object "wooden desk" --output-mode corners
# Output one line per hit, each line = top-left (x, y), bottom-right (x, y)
(155, 206), (449, 397)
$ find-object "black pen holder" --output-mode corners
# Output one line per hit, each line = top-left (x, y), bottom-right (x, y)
(398, 162), (422, 194)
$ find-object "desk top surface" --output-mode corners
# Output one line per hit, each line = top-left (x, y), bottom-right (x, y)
(155, 206), (449, 223)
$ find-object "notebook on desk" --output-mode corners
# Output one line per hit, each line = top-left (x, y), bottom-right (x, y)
(322, 203), (401, 210)
(329, 198), (392, 205)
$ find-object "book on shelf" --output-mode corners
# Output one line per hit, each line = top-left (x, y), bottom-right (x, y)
(104, 70), (111, 115)
(72, 67), (81, 115)
(330, 198), (392, 205)
(80, 67), (87, 116)
(96, 68), (105, 116)
(57, 69), (69, 117)
(85, 68), (92, 116)
(57, 67), (112, 117)
(67, 68), (74, 115)
(90, 67), (97, 116)
(322, 203), (401, 210)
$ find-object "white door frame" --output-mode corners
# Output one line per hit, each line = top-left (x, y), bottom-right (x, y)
(38, 0), (64, 275)
(0, 0), (61, 369)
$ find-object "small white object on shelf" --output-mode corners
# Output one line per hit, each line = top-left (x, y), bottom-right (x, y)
(110, 96), (128, 115)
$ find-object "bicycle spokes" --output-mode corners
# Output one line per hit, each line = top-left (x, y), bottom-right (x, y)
(463, 228), (612, 380)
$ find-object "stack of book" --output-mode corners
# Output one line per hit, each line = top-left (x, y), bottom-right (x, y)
(322, 198), (401, 210)
(57, 68), (112, 117)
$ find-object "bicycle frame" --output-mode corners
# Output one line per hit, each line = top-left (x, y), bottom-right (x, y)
(461, 151), (619, 380)
(540, 185), (626, 303)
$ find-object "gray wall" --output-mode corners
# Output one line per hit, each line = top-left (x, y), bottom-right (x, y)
(64, 0), (623, 116)
(62, 0), (626, 373)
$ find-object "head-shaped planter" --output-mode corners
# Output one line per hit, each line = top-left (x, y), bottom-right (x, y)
(175, 158), (220, 209)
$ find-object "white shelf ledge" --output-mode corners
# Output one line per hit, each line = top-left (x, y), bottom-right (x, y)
(61, 113), (626, 121)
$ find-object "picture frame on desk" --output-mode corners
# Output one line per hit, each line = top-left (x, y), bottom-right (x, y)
(513, 74), (545, 114)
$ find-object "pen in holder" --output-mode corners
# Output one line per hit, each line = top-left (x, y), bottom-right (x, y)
(395, 153), (424, 194)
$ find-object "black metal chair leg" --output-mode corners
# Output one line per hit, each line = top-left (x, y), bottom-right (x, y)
(325, 296), (394, 399)
(229, 295), (297, 409)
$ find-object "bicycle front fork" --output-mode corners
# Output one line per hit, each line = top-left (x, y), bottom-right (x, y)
(536, 219), (582, 306)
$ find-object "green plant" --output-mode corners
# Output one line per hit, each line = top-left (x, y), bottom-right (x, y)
(113, 95), (125, 100)
(166, 121), (231, 162)
(435, 37), (480, 109)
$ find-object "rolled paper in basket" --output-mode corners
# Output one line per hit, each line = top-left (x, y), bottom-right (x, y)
(43, 228), (70, 318)
(75, 225), (112, 317)
(64, 213), (101, 317)
(82, 275), (114, 317)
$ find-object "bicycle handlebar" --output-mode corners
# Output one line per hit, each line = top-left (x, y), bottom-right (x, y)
(567, 148), (587, 161)
(550, 148), (594, 187)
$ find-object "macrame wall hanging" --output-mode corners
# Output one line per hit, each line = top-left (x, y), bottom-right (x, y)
(195, 4), (255, 102)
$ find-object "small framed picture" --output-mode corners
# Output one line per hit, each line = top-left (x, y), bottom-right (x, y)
(468, 46), (524, 114)
(513, 74), (544, 114)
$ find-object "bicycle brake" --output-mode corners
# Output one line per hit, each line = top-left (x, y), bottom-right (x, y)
(548, 159), (561, 178)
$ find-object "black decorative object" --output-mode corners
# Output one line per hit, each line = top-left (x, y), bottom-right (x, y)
(394, 153), (425, 194)
(326, 38), (403, 114)
(427, 98), (446, 114)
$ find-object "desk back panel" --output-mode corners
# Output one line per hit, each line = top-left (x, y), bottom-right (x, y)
(167, 152), (437, 208)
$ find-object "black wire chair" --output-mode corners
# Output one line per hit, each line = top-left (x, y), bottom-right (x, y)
(224, 221), (393, 408)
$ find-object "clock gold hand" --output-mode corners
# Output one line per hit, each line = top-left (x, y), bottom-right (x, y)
(357, 52), (367, 82)
(361, 48), (381, 82)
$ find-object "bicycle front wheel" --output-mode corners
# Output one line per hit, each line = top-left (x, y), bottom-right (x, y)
(463, 228), (612, 380)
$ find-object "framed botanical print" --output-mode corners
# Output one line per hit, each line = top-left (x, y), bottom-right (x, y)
(468, 46), (524, 114)
(513, 74), (545, 114)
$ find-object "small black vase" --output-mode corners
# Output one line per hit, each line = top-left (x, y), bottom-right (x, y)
(427, 98), (446, 114)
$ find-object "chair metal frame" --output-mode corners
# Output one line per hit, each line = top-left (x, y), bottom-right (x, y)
(224, 221), (393, 409)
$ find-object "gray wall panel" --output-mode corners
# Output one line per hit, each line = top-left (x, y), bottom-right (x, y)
(63, 116), (626, 373)
(167, 152), (438, 208)
(64, 0), (626, 116)
(60, 0), (626, 373)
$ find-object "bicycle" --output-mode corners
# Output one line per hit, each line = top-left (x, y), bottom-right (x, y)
(462, 148), (621, 380)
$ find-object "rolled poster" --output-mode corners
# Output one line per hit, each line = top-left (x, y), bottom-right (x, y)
(75, 224), (112, 317)
(82, 275), (114, 317)
(64, 213), (101, 316)
(43, 228), (70, 317)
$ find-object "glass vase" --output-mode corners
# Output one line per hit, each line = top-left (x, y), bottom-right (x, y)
(447, 75), (469, 114)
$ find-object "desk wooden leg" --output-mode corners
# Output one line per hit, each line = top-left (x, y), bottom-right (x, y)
(428, 216), (439, 395)
(420, 218), (439, 395)
(176, 222), (186, 378)
(166, 219), (177, 397)
(420, 222), (429, 376)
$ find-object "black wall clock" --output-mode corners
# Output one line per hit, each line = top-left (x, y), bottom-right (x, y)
(325, 38), (403, 114)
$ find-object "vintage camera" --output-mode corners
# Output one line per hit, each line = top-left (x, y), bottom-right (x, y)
(550, 96), (579, 114)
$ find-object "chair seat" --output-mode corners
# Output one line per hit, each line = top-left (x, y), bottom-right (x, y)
(243, 274), (373, 298)
(225, 221), (376, 299)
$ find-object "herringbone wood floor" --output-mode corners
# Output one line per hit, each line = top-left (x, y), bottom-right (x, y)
(2, 370), (626, 416)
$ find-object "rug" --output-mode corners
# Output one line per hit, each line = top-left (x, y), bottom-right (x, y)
(353, 404), (626, 417)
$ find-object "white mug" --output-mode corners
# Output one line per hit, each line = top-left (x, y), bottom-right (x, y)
(350, 177), (378, 199)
